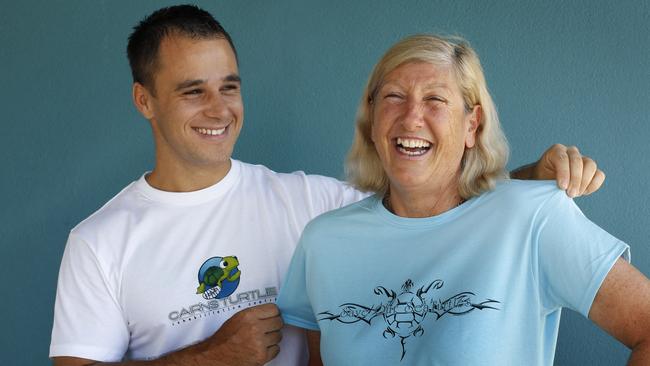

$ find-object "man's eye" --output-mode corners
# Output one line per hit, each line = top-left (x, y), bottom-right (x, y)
(221, 84), (240, 93)
(184, 89), (202, 95)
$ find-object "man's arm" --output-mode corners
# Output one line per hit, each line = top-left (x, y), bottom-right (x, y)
(53, 304), (283, 366)
(589, 258), (650, 365)
(511, 144), (605, 197)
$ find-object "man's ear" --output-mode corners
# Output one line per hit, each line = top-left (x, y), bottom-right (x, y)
(132, 82), (155, 120)
(465, 104), (481, 148)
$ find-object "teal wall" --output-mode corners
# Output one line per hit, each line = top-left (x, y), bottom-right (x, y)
(1, 1), (648, 364)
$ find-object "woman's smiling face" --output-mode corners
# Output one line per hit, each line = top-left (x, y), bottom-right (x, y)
(370, 61), (480, 192)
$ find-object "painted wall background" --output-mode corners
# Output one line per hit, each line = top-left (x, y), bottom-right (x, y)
(1, 0), (648, 364)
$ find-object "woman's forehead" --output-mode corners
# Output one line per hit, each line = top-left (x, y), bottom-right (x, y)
(380, 62), (457, 90)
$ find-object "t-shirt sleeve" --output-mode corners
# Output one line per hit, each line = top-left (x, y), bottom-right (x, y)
(535, 191), (630, 317)
(302, 174), (370, 215)
(50, 233), (129, 361)
(277, 240), (320, 331)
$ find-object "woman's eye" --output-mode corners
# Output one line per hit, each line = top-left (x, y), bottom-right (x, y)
(426, 96), (445, 102)
(384, 93), (402, 100)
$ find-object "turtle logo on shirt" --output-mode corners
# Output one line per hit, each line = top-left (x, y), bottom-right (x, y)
(196, 256), (241, 299)
(318, 279), (499, 361)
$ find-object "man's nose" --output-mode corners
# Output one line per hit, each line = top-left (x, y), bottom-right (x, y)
(205, 93), (229, 118)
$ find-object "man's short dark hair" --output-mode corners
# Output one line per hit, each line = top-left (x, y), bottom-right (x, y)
(127, 4), (237, 91)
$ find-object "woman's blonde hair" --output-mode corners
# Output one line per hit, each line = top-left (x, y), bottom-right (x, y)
(345, 34), (509, 198)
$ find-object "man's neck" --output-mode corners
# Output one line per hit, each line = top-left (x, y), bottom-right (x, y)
(146, 160), (232, 192)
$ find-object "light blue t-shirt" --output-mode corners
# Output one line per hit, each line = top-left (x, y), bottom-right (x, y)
(277, 180), (629, 365)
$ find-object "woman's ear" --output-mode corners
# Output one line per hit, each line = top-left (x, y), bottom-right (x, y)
(465, 104), (481, 148)
(368, 96), (376, 144)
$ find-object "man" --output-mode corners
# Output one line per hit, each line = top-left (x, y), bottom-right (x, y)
(50, 5), (605, 366)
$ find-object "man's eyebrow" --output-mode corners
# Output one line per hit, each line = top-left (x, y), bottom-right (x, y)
(174, 79), (205, 91)
(224, 74), (241, 83)
(174, 75), (241, 91)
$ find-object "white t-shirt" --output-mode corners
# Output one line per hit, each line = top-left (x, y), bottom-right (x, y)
(50, 160), (365, 364)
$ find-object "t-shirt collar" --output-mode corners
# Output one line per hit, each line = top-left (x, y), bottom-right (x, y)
(134, 159), (241, 206)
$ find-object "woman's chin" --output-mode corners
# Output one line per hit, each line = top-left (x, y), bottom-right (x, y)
(388, 174), (434, 192)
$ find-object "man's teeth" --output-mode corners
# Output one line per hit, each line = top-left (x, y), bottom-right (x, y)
(195, 127), (226, 136)
(397, 137), (431, 148)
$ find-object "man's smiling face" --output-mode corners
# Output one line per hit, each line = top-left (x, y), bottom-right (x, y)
(142, 34), (243, 174)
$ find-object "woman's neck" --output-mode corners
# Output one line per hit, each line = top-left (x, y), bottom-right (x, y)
(385, 178), (464, 218)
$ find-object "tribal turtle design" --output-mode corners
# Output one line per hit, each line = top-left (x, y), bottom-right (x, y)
(318, 279), (499, 360)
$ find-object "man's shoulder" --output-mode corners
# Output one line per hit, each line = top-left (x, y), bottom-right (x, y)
(237, 160), (348, 189)
(301, 195), (377, 234)
(71, 178), (143, 240)
(236, 160), (364, 204)
(234, 160), (367, 221)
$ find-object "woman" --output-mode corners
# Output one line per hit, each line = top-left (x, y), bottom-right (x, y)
(277, 35), (650, 365)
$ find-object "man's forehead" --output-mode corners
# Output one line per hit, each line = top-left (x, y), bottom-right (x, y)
(143, 34), (238, 95)
(155, 35), (238, 73)
(158, 33), (234, 58)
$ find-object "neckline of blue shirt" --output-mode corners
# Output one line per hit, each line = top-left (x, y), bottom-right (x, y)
(371, 192), (484, 228)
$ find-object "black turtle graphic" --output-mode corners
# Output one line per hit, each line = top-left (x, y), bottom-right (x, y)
(318, 279), (500, 360)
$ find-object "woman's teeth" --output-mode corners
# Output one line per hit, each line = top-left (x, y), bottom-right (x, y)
(396, 137), (431, 156)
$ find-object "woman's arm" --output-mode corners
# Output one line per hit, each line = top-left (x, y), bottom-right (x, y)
(307, 330), (323, 366)
(589, 258), (650, 365)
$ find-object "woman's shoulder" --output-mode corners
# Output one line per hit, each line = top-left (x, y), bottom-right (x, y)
(494, 179), (562, 198)
(481, 179), (568, 211)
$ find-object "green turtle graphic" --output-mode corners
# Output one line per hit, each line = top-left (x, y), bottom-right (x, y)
(196, 256), (241, 297)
